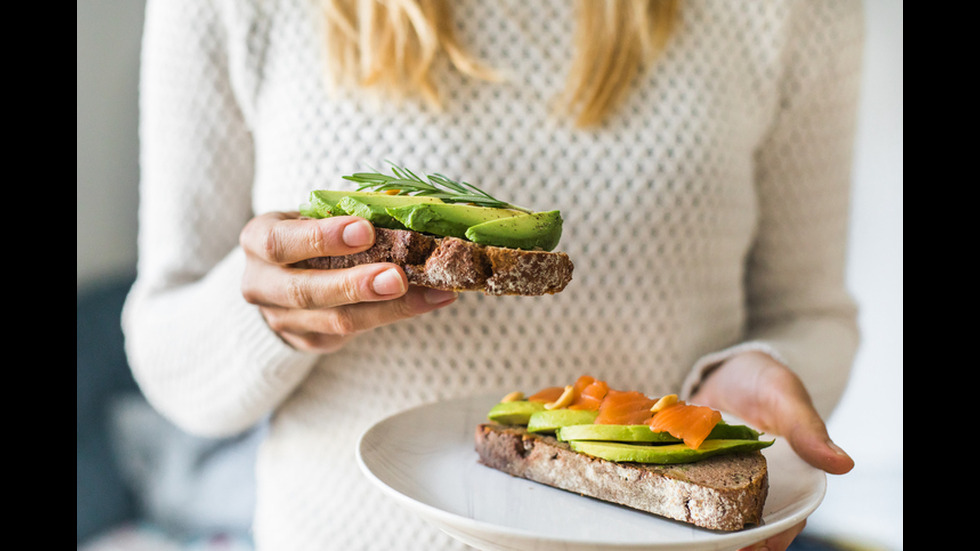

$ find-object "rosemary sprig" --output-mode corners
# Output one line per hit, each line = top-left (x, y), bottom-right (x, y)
(342, 162), (533, 213)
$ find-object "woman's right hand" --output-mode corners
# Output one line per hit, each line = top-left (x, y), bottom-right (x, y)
(240, 211), (458, 353)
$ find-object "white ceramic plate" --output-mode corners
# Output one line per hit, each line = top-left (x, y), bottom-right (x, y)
(357, 393), (826, 551)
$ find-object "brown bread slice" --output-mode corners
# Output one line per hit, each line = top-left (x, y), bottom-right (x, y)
(474, 423), (768, 531)
(304, 227), (573, 296)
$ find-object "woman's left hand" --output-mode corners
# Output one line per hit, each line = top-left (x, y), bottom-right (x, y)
(690, 351), (854, 551)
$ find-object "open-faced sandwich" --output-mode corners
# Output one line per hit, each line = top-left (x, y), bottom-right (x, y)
(475, 375), (774, 531)
(299, 163), (573, 296)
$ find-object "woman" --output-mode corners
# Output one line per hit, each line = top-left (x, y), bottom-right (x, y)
(124, 1), (862, 549)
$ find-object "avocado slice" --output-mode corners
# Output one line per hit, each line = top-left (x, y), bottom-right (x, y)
(569, 439), (774, 464)
(557, 424), (679, 443)
(487, 400), (546, 425)
(465, 210), (563, 251)
(305, 190), (444, 222)
(303, 191), (563, 251)
(386, 203), (525, 240)
(526, 409), (599, 434)
(707, 421), (762, 441)
(304, 191), (344, 218)
(339, 196), (449, 229)
(557, 421), (762, 443)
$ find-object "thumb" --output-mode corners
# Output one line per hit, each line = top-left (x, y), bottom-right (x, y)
(692, 351), (854, 476)
(767, 374), (854, 475)
(781, 410), (854, 475)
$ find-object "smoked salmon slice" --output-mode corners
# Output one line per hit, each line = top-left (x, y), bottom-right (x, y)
(646, 403), (722, 449)
(530, 375), (604, 409)
(528, 386), (565, 403)
(595, 390), (657, 425)
(518, 376), (726, 451)
(569, 379), (610, 411)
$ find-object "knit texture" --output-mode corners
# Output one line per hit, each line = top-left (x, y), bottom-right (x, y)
(124, 0), (864, 549)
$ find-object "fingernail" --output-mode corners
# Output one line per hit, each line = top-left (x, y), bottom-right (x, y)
(373, 268), (406, 296)
(342, 220), (374, 248)
(827, 439), (850, 458)
(425, 288), (458, 305)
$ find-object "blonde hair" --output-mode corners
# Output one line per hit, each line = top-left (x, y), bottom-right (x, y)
(321, 0), (679, 127)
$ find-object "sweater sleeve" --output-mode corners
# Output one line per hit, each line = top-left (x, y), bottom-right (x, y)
(681, 1), (864, 418)
(122, 0), (317, 438)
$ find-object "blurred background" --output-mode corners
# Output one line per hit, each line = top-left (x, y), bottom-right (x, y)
(77, 0), (902, 549)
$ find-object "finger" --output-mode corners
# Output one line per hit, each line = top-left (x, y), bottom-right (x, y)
(275, 328), (355, 355)
(691, 352), (854, 475)
(241, 212), (376, 265)
(739, 520), (806, 551)
(783, 414), (855, 475)
(261, 285), (457, 337)
(261, 286), (458, 353)
(243, 260), (410, 310)
(764, 370), (855, 475)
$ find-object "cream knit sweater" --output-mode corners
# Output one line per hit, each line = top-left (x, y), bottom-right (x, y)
(123, 0), (864, 548)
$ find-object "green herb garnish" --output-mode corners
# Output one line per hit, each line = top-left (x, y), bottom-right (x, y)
(342, 162), (532, 213)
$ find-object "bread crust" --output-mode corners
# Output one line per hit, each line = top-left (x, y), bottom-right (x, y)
(304, 227), (573, 296)
(474, 423), (768, 531)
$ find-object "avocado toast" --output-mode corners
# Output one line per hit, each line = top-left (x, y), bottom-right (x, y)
(299, 164), (573, 296)
(475, 376), (773, 531)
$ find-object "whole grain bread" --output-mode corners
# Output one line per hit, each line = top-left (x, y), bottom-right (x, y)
(474, 423), (768, 531)
(304, 227), (573, 296)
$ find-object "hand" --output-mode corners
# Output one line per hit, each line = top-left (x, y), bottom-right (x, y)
(240, 211), (458, 353)
(690, 351), (854, 551)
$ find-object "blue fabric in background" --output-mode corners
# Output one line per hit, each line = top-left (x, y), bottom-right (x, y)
(77, 276), (139, 544)
(77, 275), (261, 548)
